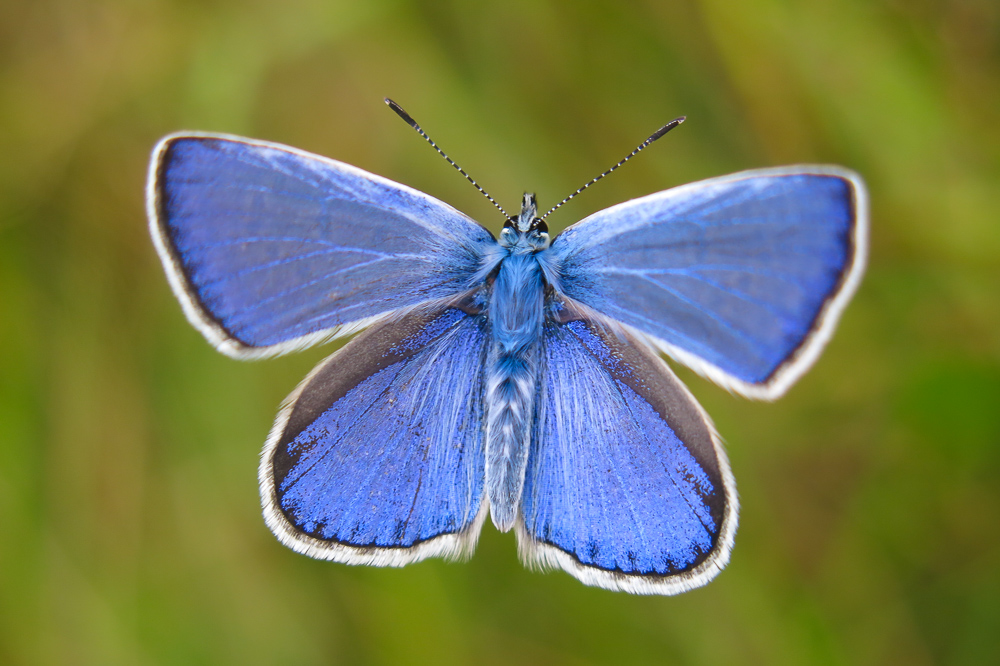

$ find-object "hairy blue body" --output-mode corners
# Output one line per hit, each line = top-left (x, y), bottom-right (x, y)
(484, 194), (552, 530)
(485, 247), (545, 530)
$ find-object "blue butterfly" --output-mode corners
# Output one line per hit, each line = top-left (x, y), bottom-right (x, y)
(147, 99), (867, 595)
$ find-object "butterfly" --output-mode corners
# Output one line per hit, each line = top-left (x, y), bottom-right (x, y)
(146, 99), (867, 595)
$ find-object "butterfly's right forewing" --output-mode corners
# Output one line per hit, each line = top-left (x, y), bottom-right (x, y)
(551, 167), (866, 399)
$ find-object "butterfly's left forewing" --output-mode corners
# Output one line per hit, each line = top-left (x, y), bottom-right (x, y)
(517, 300), (737, 594)
(261, 300), (490, 565)
(149, 134), (499, 359)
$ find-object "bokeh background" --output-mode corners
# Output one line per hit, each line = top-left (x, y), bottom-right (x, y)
(2, 0), (999, 664)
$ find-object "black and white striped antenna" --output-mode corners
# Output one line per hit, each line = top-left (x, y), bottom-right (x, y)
(539, 116), (685, 221)
(387, 98), (685, 224)
(385, 98), (510, 220)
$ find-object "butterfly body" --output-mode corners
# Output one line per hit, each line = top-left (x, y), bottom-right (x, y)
(484, 193), (552, 531)
(148, 129), (866, 595)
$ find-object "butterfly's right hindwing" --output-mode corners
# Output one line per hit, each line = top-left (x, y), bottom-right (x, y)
(260, 302), (490, 566)
(518, 301), (737, 594)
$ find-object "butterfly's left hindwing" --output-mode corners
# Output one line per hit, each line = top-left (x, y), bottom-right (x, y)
(260, 301), (490, 566)
(518, 301), (737, 595)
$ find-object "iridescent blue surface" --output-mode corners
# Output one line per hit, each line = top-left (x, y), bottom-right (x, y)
(273, 306), (489, 547)
(554, 174), (854, 384)
(155, 137), (494, 349)
(521, 314), (723, 574)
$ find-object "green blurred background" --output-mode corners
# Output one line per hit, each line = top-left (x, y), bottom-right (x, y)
(1, 0), (998, 664)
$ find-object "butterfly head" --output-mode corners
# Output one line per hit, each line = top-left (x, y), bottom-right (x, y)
(500, 192), (550, 251)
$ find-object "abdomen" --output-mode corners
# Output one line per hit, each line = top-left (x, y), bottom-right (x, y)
(485, 253), (545, 531)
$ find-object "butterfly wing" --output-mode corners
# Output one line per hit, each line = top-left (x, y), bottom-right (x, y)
(517, 300), (737, 594)
(551, 166), (867, 399)
(260, 300), (490, 564)
(147, 133), (498, 358)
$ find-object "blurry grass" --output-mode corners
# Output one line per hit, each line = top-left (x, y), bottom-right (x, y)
(1, 0), (999, 664)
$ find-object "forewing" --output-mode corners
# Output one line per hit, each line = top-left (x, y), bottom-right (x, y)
(552, 167), (867, 399)
(260, 301), (490, 565)
(147, 133), (497, 358)
(518, 301), (737, 594)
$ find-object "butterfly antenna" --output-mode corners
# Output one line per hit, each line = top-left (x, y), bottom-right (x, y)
(539, 116), (686, 221)
(385, 98), (509, 220)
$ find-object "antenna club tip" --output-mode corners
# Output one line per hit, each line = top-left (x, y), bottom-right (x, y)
(649, 116), (687, 141)
(385, 98), (419, 129)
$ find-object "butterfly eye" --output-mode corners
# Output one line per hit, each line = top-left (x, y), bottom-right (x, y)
(533, 219), (548, 234)
(503, 218), (516, 229)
